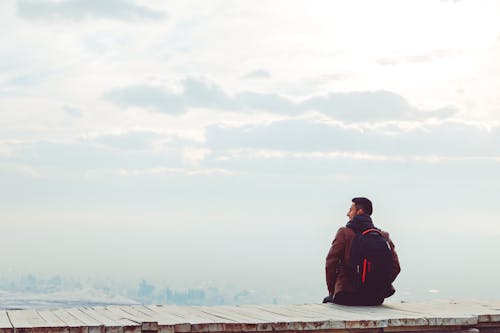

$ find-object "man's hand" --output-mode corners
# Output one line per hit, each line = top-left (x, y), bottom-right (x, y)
(322, 294), (333, 303)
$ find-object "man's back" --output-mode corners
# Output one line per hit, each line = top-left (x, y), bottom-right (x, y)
(324, 198), (400, 306)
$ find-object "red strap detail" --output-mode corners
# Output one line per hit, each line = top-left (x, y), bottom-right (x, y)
(362, 228), (382, 235)
(362, 259), (367, 283)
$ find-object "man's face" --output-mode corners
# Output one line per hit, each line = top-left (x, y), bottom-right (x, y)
(347, 203), (362, 220)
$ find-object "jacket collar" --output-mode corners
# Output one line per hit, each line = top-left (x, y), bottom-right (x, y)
(346, 214), (375, 233)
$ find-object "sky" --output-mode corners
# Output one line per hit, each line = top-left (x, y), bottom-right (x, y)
(1, 0), (500, 303)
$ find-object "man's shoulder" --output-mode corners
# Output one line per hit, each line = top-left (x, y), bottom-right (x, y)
(380, 229), (391, 239)
(336, 226), (355, 237)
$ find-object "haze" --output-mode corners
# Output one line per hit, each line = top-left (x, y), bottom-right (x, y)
(1, 0), (500, 304)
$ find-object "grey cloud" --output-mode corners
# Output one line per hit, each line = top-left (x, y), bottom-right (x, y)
(235, 91), (298, 114)
(104, 79), (236, 114)
(182, 78), (236, 109)
(284, 90), (453, 122)
(105, 78), (456, 122)
(105, 85), (185, 114)
(207, 120), (343, 152)
(17, 0), (166, 21)
(105, 79), (288, 114)
(200, 119), (500, 182)
(301, 91), (416, 122)
(425, 106), (457, 119)
(3, 122), (499, 188)
(242, 70), (271, 79)
(206, 120), (500, 157)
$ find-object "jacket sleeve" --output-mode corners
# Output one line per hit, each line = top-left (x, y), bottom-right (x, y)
(387, 234), (401, 282)
(325, 228), (346, 295)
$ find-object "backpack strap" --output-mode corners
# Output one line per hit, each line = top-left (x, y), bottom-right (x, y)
(362, 228), (382, 235)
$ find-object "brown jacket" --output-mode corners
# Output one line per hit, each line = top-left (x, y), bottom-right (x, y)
(325, 226), (401, 296)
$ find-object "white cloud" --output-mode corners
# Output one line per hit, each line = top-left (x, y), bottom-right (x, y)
(377, 50), (462, 66)
(214, 148), (500, 164)
(117, 167), (238, 176)
(215, 149), (394, 162)
(16, 0), (166, 21)
(182, 147), (212, 165)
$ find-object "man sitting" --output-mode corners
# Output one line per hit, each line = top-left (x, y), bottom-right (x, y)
(324, 197), (401, 305)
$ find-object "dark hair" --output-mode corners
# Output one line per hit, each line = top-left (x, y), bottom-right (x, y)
(352, 197), (373, 216)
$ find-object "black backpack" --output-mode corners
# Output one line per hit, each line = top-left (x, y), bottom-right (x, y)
(348, 227), (393, 294)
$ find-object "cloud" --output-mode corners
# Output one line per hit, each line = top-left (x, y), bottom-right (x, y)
(16, 0), (166, 21)
(117, 167), (238, 177)
(0, 129), (211, 176)
(105, 85), (185, 114)
(242, 70), (271, 79)
(213, 148), (500, 164)
(1, 140), (175, 172)
(62, 105), (83, 118)
(301, 91), (416, 122)
(105, 78), (456, 122)
(234, 91), (297, 114)
(91, 131), (157, 151)
(377, 50), (461, 66)
(182, 78), (236, 110)
(104, 79), (236, 114)
(205, 120), (500, 157)
(3, 120), (499, 183)
(199, 120), (500, 180)
(215, 149), (399, 162)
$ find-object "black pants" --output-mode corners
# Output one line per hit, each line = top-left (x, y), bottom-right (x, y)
(332, 291), (384, 306)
